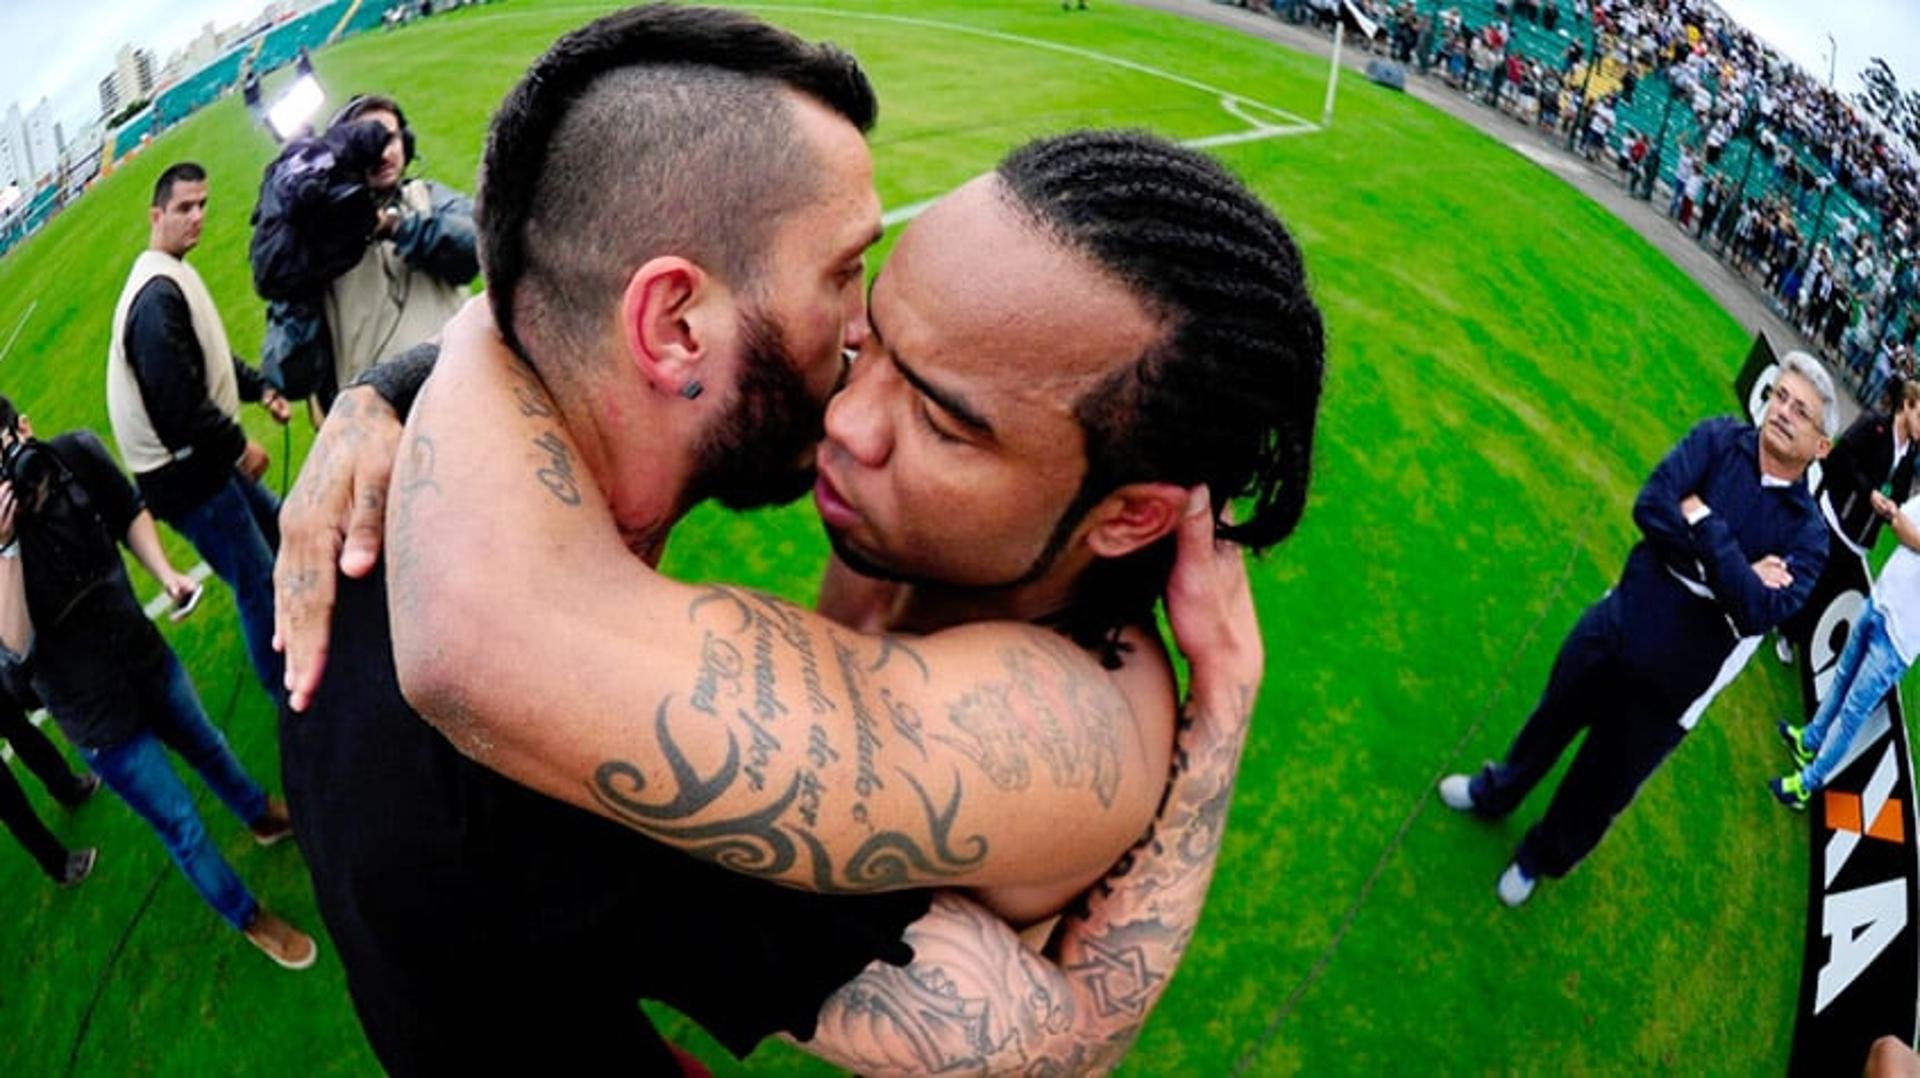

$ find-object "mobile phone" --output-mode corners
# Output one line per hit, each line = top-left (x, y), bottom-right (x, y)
(169, 583), (204, 623)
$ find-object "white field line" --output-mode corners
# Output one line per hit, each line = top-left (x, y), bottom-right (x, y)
(745, 4), (1317, 128)
(0, 559), (212, 765)
(0, 298), (39, 367)
(139, 561), (215, 619)
(882, 118), (1317, 228)
(5, 9), (1322, 757)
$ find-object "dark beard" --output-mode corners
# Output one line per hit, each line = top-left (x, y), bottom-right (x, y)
(686, 309), (824, 511)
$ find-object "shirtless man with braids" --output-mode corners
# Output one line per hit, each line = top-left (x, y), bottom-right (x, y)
(273, 5), (1322, 1072)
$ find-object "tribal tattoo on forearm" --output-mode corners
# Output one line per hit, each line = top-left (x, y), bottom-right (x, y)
(805, 684), (1256, 1075)
(585, 585), (1140, 893)
(588, 586), (988, 892)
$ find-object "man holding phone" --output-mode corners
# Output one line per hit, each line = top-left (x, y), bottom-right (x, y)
(107, 162), (291, 702)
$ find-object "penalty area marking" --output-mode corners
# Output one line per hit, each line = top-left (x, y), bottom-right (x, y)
(747, 3), (1318, 130)
(475, 4), (1322, 165)
(880, 111), (1318, 230)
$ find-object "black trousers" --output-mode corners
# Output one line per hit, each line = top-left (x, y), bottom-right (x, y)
(1468, 598), (1692, 879)
(0, 686), (87, 878)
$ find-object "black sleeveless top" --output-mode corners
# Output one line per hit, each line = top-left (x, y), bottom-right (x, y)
(282, 566), (930, 1074)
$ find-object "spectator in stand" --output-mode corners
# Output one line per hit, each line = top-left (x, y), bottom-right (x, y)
(1291, 0), (1920, 355)
(1670, 146), (1695, 220)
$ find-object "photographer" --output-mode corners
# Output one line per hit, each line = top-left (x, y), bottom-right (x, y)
(254, 94), (476, 412)
(0, 397), (315, 969)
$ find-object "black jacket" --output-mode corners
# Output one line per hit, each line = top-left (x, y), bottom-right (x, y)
(1818, 410), (1917, 550)
(122, 278), (268, 519)
(11, 432), (171, 749)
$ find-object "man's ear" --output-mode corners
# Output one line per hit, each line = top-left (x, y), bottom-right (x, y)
(149, 205), (162, 230)
(1813, 434), (1833, 462)
(619, 257), (734, 399)
(1082, 482), (1190, 560)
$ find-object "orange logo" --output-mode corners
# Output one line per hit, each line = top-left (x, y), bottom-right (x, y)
(1826, 791), (1907, 844)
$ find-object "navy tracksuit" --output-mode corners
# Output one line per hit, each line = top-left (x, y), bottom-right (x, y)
(1469, 418), (1828, 878)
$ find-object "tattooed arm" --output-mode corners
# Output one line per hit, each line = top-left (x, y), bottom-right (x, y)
(387, 301), (1178, 907)
(803, 498), (1261, 1074)
(274, 382), (404, 704)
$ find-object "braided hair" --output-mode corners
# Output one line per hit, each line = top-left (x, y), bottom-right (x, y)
(475, 3), (876, 365)
(997, 131), (1325, 665)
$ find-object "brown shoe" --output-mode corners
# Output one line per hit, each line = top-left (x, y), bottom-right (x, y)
(243, 909), (317, 971)
(250, 796), (293, 847)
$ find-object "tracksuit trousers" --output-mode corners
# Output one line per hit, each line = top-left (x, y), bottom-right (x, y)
(1466, 599), (1692, 879)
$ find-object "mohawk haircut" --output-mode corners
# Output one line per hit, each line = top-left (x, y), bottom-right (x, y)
(997, 130), (1325, 663)
(475, 3), (876, 371)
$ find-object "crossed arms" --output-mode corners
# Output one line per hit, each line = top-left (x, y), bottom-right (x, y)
(1631, 418), (1824, 635)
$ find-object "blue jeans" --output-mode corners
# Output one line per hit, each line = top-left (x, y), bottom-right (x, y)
(166, 472), (283, 702)
(82, 654), (264, 929)
(1802, 599), (1910, 790)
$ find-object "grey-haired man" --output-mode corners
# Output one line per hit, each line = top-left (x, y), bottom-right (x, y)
(1441, 353), (1837, 905)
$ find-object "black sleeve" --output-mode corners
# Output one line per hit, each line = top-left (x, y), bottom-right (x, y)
(348, 340), (440, 419)
(52, 432), (144, 540)
(231, 356), (267, 404)
(389, 182), (479, 286)
(124, 279), (247, 467)
(1826, 414), (1886, 500)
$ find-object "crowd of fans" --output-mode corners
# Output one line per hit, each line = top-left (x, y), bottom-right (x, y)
(1242, 0), (1920, 404)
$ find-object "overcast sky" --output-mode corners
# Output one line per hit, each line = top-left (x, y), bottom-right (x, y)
(0, 0), (263, 134)
(1, 0), (1917, 136)
(1713, 0), (1920, 99)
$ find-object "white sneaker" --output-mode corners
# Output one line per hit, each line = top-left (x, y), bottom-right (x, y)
(1774, 636), (1794, 666)
(1438, 774), (1476, 812)
(1497, 862), (1536, 907)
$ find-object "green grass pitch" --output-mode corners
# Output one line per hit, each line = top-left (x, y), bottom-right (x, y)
(0, 0), (1862, 1071)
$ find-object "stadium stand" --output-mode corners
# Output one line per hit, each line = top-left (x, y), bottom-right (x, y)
(1318, 0), (1919, 401)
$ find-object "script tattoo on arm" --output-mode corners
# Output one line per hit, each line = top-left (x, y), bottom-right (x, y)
(580, 579), (1148, 891)
(803, 683), (1256, 1075)
(587, 585), (993, 893)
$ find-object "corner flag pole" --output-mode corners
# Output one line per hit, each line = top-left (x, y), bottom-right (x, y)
(1322, 20), (1344, 129)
